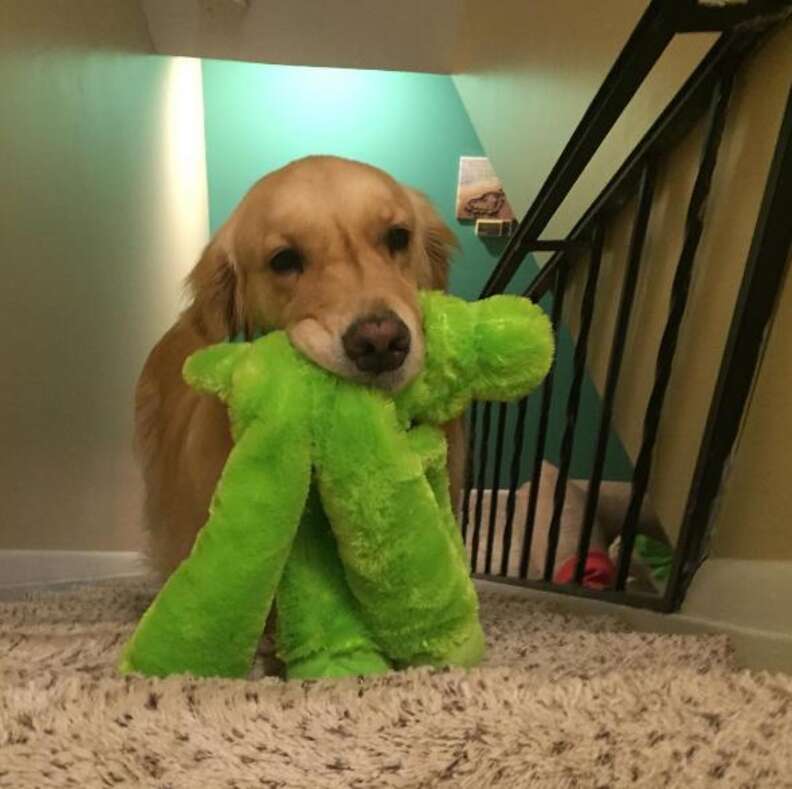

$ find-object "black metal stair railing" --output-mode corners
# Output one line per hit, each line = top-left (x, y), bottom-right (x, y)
(463, 0), (792, 612)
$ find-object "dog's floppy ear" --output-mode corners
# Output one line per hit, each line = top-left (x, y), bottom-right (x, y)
(186, 239), (246, 341)
(406, 188), (458, 291)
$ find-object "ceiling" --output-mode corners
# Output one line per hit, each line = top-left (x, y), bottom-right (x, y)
(140, 0), (465, 73)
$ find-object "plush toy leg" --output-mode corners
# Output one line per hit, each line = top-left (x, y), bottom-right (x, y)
(317, 388), (485, 671)
(407, 425), (467, 565)
(276, 484), (391, 680)
(119, 420), (312, 678)
(401, 424), (486, 669)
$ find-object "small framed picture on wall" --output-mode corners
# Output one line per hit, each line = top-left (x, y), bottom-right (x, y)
(455, 156), (515, 222)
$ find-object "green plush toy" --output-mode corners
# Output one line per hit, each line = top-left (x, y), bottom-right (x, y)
(120, 292), (553, 680)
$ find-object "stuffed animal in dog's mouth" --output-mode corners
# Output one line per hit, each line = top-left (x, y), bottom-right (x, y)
(119, 291), (554, 680)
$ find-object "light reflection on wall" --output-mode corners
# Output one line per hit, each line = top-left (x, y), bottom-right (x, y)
(159, 56), (210, 307)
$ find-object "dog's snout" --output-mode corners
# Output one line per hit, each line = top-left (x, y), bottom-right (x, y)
(342, 311), (411, 374)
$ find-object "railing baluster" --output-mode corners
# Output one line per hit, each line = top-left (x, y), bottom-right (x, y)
(460, 402), (478, 545)
(470, 402), (493, 573)
(543, 223), (606, 581)
(615, 75), (735, 590)
(484, 403), (509, 574)
(518, 263), (569, 579)
(575, 162), (657, 584)
(500, 396), (529, 577)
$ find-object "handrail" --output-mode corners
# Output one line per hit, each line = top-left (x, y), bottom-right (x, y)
(481, 0), (676, 297)
(482, 0), (792, 301)
(521, 29), (764, 303)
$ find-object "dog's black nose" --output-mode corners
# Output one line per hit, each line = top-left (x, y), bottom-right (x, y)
(342, 311), (411, 374)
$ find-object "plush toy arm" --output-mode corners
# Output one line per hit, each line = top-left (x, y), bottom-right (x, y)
(396, 291), (554, 425)
(406, 425), (467, 565)
(183, 343), (250, 399)
(119, 415), (312, 678)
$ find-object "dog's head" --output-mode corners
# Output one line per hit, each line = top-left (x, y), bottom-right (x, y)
(187, 156), (457, 391)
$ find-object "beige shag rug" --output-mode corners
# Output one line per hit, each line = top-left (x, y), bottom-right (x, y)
(1, 579), (791, 788)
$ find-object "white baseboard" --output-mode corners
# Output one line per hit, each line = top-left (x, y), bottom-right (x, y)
(0, 550), (146, 590)
(678, 558), (792, 673)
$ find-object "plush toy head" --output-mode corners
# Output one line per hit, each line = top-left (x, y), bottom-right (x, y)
(395, 291), (555, 423)
(120, 292), (553, 680)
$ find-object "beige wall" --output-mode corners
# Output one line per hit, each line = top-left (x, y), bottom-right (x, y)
(454, 4), (792, 561)
(710, 204), (792, 560)
(0, 2), (209, 552)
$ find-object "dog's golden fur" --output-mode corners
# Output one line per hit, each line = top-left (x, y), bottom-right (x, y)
(135, 156), (464, 578)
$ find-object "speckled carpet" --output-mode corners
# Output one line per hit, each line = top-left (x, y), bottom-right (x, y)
(1, 579), (790, 788)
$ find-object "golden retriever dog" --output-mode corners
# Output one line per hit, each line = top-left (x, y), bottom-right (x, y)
(135, 156), (463, 579)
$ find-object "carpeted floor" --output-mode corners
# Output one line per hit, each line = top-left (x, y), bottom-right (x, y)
(1, 579), (790, 788)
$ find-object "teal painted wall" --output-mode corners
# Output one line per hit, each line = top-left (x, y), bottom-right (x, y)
(201, 60), (632, 483)
(202, 61), (500, 301)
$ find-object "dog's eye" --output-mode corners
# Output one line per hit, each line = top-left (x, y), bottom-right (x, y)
(269, 248), (303, 275)
(385, 227), (410, 254)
